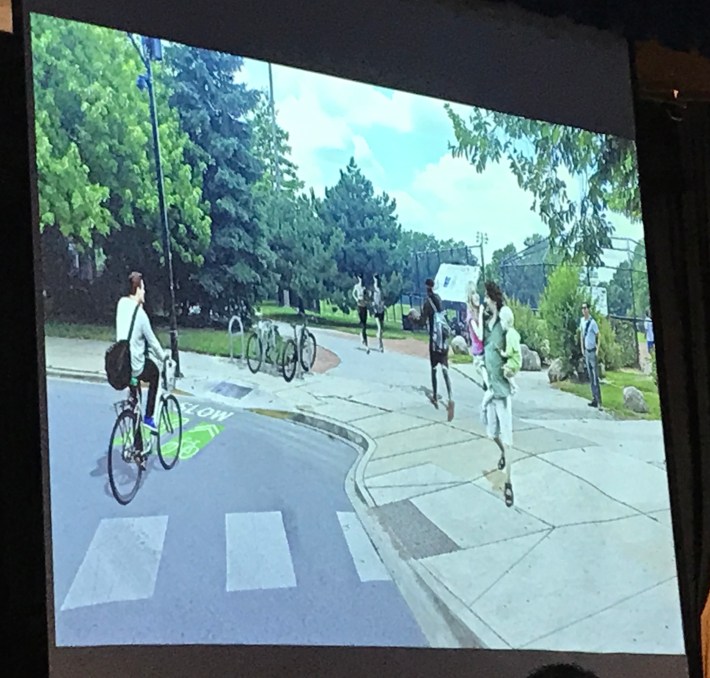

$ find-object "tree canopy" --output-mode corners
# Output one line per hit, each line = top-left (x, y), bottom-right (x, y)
(445, 104), (641, 266)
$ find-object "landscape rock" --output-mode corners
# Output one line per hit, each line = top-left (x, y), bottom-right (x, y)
(548, 358), (569, 383)
(623, 386), (649, 414)
(450, 335), (469, 355)
(521, 344), (542, 371)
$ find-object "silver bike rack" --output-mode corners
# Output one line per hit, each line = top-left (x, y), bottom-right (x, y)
(228, 315), (245, 364)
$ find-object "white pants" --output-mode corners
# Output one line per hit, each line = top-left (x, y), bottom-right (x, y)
(484, 396), (513, 447)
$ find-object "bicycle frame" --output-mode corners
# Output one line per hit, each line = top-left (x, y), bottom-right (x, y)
(113, 356), (176, 457)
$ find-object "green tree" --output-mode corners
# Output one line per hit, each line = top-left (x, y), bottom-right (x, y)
(257, 190), (343, 312)
(605, 261), (634, 316)
(31, 16), (211, 318)
(445, 104), (640, 265)
(247, 92), (341, 312)
(317, 158), (404, 309)
(164, 44), (274, 315)
(630, 240), (650, 319)
(250, 92), (304, 195)
(486, 243), (517, 284)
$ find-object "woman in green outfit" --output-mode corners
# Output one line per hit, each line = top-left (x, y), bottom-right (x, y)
(481, 281), (515, 508)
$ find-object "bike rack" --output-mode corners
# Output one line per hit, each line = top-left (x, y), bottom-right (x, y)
(228, 315), (245, 364)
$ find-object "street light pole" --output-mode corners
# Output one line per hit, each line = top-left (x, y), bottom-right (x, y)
(475, 231), (488, 291)
(267, 62), (280, 190)
(131, 35), (182, 377)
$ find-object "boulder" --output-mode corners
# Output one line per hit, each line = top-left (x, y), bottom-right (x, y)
(521, 344), (542, 371)
(548, 358), (569, 383)
(623, 386), (649, 414)
(450, 335), (469, 355)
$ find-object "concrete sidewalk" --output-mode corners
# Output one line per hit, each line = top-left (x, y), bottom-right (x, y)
(43, 334), (683, 654)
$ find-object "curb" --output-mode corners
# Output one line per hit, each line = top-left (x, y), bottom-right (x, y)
(46, 367), (194, 397)
(247, 406), (485, 649)
(247, 408), (376, 508)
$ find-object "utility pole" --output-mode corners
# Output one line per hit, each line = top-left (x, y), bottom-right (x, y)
(268, 62), (280, 190)
(130, 34), (182, 377)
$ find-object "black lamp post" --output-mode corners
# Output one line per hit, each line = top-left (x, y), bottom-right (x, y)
(129, 33), (182, 377)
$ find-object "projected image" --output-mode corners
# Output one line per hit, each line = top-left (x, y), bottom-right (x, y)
(32, 13), (683, 653)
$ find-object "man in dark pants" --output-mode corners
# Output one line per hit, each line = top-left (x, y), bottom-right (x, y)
(422, 278), (454, 421)
(579, 301), (602, 409)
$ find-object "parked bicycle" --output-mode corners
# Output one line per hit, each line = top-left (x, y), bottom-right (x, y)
(107, 355), (183, 505)
(294, 313), (317, 372)
(246, 315), (298, 382)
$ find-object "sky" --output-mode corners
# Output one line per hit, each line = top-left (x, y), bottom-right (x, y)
(233, 58), (644, 268)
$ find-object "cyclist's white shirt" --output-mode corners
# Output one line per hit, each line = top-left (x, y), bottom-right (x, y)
(115, 297), (166, 376)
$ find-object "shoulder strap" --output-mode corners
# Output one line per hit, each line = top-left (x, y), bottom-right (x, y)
(127, 302), (141, 342)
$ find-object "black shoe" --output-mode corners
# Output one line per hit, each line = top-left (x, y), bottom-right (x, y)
(588, 401), (598, 408)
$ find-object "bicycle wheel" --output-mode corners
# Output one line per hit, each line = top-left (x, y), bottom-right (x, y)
(281, 338), (298, 383)
(157, 394), (182, 470)
(246, 333), (263, 373)
(108, 409), (143, 505)
(299, 330), (317, 372)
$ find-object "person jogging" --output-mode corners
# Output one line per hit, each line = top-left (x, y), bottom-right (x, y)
(422, 278), (454, 421)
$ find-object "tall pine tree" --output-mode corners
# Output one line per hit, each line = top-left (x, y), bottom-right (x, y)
(164, 45), (276, 317)
(318, 158), (403, 310)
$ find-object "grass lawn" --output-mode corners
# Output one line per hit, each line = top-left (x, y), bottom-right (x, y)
(555, 368), (661, 420)
(45, 321), (244, 359)
(259, 301), (429, 343)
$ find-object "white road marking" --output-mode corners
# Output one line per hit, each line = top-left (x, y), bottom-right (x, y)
(61, 516), (168, 611)
(337, 511), (391, 582)
(225, 512), (297, 591)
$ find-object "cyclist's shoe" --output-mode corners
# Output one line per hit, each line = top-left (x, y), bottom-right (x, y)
(144, 416), (158, 433)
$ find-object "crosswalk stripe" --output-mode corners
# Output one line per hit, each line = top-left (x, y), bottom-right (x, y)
(337, 511), (391, 582)
(61, 516), (168, 611)
(225, 512), (297, 592)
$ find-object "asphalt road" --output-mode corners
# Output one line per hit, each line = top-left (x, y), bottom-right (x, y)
(47, 378), (427, 648)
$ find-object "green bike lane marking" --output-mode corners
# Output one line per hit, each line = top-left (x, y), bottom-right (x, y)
(160, 421), (225, 461)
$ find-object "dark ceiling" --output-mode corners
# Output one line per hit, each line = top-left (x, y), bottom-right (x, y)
(497, 0), (710, 56)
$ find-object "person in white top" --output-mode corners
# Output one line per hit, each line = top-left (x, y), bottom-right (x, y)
(115, 271), (170, 431)
(352, 274), (370, 353)
(644, 308), (655, 352)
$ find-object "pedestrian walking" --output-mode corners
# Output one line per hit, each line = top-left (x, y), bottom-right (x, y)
(352, 274), (370, 354)
(422, 278), (454, 421)
(480, 281), (515, 507)
(644, 307), (655, 353)
(372, 274), (386, 352)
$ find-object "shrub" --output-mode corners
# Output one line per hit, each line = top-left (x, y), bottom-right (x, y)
(539, 263), (625, 373)
(539, 265), (587, 372)
(507, 297), (550, 362)
(610, 318), (639, 368)
(598, 315), (623, 371)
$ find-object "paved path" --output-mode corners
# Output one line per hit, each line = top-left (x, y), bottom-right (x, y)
(49, 379), (426, 647)
(43, 332), (684, 655)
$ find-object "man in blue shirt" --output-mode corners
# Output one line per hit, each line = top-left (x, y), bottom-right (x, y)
(579, 302), (602, 408)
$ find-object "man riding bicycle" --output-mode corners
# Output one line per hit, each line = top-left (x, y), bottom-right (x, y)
(115, 271), (170, 432)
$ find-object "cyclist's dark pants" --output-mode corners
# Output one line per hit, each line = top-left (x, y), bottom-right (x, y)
(358, 306), (368, 345)
(139, 360), (160, 420)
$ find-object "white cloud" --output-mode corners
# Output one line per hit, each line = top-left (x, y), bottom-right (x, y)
(394, 153), (546, 253)
(235, 57), (644, 259)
